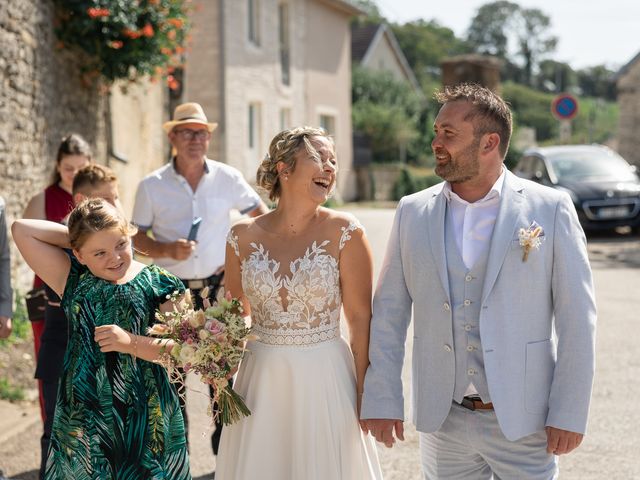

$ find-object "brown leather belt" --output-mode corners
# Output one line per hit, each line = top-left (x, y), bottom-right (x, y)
(460, 396), (494, 411)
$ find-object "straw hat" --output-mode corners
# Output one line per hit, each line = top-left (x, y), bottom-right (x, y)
(162, 102), (218, 133)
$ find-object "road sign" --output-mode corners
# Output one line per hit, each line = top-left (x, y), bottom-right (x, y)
(551, 93), (579, 120)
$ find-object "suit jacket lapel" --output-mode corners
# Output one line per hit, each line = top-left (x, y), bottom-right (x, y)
(426, 187), (450, 299)
(481, 171), (525, 303)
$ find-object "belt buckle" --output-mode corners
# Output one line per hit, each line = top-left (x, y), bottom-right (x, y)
(188, 279), (205, 289)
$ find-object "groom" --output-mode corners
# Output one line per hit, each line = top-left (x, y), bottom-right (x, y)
(361, 84), (596, 478)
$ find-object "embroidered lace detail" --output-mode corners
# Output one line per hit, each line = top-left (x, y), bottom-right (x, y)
(227, 231), (240, 257)
(339, 220), (363, 250)
(252, 323), (341, 346)
(241, 240), (343, 346)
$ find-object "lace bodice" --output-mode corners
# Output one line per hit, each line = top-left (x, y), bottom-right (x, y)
(227, 221), (362, 346)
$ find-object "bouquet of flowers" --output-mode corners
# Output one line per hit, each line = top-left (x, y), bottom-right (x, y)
(149, 287), (252, 425)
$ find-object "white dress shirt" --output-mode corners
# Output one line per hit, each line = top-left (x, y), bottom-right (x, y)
(442, 169), (506, 269)
(132, 158), (261, 279)
(443, 168), (506, 397)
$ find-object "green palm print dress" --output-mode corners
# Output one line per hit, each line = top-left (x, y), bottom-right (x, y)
(44, 256), (191, 480)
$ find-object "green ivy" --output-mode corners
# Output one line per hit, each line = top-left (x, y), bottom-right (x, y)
(52, 0), (190, 85)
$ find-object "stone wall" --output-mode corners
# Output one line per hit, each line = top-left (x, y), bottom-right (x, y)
(0, 1), (108, 291)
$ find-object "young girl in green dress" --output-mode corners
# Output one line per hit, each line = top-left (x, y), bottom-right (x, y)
(12, 198), (191, 479)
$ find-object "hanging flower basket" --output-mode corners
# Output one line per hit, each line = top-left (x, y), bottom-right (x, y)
(52, 0), (190, 88)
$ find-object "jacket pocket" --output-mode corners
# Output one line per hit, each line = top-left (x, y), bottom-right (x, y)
(524, 339), (554, 414)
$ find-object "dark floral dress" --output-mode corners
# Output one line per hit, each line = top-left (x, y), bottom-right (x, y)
(44, 257), (191, 480)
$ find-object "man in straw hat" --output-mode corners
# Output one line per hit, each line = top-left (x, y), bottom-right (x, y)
(132, 102), (268, 462)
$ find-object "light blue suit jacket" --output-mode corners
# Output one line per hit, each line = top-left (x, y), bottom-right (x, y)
(361, 170), (597, 441)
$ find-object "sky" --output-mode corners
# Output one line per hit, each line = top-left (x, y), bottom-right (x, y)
(375, 0), (640, 70)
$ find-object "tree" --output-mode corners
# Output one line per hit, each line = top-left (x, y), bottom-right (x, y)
(514, 8), (558, 85)
(466, 1), (557, 85)
(350, 0), (384, 23)
(392, 19), (471, 90)
(466, 1), (519, 58)
(576, 65), (616, 100)
(352, 66), (427, 164)
(536, 60), (576, 93)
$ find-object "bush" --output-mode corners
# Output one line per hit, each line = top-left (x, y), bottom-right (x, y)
(0, 291), (31, 347)
(0, 378), (25, 403)
(392, 167), (441, 200)
(53, 0), (190, 85)
(352, 66), (427, 164)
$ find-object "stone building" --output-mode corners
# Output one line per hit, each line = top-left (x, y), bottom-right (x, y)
(0, 1), (168, 291)
(615, 51), (640, 168)
(183, 0), (362, 200)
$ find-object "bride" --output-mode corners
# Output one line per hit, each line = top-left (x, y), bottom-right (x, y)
(215, 127), (382, 479)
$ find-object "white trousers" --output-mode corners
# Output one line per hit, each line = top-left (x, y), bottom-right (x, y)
(419, 402), (558, 480)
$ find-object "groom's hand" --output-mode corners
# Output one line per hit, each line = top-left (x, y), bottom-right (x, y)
(545, 426), (583, 455)
(363, 419), (404, 448)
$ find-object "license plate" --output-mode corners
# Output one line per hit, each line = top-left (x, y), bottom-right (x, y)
(597, 206), (629, 218)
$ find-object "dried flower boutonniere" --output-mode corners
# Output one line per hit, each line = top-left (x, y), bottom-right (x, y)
(518, 222), (544, 262)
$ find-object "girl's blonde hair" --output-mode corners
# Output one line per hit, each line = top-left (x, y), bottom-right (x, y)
(256, 126), (334, 201)
(68, 198), (137, 250)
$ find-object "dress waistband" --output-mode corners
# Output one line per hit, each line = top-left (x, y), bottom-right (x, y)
(251, 323), (341, 347)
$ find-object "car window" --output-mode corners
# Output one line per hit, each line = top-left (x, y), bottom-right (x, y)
(516, 156), (535, 177)
(548, 149), (636, 181)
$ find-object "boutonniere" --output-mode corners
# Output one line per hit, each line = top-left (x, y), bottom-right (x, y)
(518, 222), (544, 262)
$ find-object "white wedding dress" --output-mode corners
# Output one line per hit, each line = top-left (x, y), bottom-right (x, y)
(216, 221), (382, 480)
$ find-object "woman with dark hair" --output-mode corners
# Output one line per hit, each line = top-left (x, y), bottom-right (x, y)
(23, 133), (92, 479)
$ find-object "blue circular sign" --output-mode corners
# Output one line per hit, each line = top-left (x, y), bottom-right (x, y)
(552, 94), (578, 120)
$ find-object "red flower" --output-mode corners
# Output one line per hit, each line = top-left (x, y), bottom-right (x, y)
(108, 40), (124, 49)
(167, 75), (179, 90)
(87, 7), (110, 19)
(141, 24), (154, 37)
(167, 18), (184, 29)
(160, 47), (173, 56)
(167, 29), (177, 40)
(122, 28), (142, 39)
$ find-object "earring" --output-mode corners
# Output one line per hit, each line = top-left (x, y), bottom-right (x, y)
(284, 175), (289, 181)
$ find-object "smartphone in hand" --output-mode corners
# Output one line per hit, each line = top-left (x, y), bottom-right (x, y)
(187, 217), (202, 242)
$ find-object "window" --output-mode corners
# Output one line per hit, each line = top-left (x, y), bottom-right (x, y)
(278, 3), (290, 85)
(280, 108), (291, 130)
(319, 115), (336, 136)
(248, 103), (261, 150)
(248, 0), (260, 45)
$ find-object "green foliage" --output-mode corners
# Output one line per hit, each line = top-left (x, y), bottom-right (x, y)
(52, 0), (190, 84)
(502, 82), (557, 141)
(536, 60), (577, 93)
(392, 167), (441, 200)
(566, 97), (619, 145)
(467, 1), (519, 57)
(576, 66), (617, 100)
(0, 378), (25, 402)
(0, 291), (31, 347)
(466, 1), (557, 85)
(391, 20), (471, 88)
(502, 81), (618, 146)
(350, 0), (384, 22)
(352, 66), (427, 164)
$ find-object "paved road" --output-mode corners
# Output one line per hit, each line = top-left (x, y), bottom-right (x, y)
(1, 208), (639, 479)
